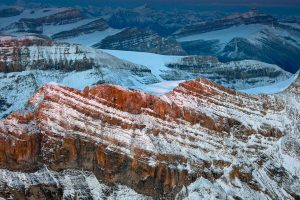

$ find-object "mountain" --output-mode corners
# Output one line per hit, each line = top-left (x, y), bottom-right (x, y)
(93, 28), (186, 55)
(107, 4), (206, 36)
(0, 35), (295, 119)
(1, 6), (299, 74)
(51, 18), (109, 40)
(0, 5), (299, 200)
(175, 9), (277, 37)
(161, 56), (292, 89)
(1, 8), (84, 34)
(176, 9), (300, 73)
(0, 7), (23, 18)
(0, 72), (299, 199)
(103, 50), (292, 91)
(0, 35), (158, 118)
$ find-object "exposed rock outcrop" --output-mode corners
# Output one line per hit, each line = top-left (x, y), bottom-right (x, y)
(163, 56), (292, 90)
(52, 19), (109, 40)
(94, 28), (186, 55)
(1, 8), (84, 34)
(0, 73), (299, 199)
(0, 35), (159, 118)
(175, 9), (277, 37)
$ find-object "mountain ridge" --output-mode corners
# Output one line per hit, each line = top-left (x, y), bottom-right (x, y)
(0, 73), (299, 199)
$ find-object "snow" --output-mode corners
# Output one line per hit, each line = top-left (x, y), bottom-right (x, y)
(241, 71), (299, 94)
(0, 167), (150, 200)
(135, 80), (185, 95)
(107, 185), (151, 200)
(101, 50), (293, 94)
(0, 7), (69, 29)
(61, 28), (123, 46)
(177, 24), (269, 44)
(43, 18), (96, 36)
(0, 59), (299, 199)
(102, 49), (183, 81)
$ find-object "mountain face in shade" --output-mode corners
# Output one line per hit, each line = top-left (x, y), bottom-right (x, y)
(0, 72), (299, 199)
(93, 28), (186, 55)
(176, 10), (300, 73)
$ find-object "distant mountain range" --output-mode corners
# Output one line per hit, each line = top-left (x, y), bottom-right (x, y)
(1, 6), (299, 72)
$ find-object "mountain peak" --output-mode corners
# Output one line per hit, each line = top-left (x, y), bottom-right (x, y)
(1, 75), (299, 198)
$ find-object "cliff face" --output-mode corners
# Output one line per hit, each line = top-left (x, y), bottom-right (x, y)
(163, 56), (291, 90)
(94, 28), (186, 55)
(51, 19), (110, 40)
(0, 74), (299, 199)
(175, 9), (277, 37)
(0, 35), (159, 119)
(0, 35), (94, 73)
(1, 8), (84, 34)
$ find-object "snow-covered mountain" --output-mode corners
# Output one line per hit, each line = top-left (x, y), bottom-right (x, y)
(176, 10), (300, 73)
(0, 35), (159, 118)
(0, 71), (299, 199)
(0, 35), (294, 118)
(1, 6), (299, 74)
(103, 50), (293, 92)
(175, 9), (277, 37)
(0, 5), (299, 200)
(93, 28), (186, 55)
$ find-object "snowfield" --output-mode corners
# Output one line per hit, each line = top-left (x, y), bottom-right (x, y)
(102, 49), (183, 81)
(176, 24), (269, 44)
(101, 50), (295, 95)
(241, 71), (300, 94)
(0, 7), (70, 29)
(61, 28), (123, 47)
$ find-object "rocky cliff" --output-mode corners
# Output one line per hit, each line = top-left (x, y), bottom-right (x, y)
(163, 56), (292, 89)
(0, 35), (158, 118)
(1, 8), (84, 34)
(51, 19), (109, 40)
(176, 10), (300, 73)
(94, 28), (186, 55)
(175, 9), (277, 37)
(0, 72), (299, 199)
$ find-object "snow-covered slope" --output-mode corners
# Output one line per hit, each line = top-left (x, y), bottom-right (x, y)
(175, 11), (300, 73)
(0, 7), (69, 30)
(60, 28), (122, 47)
(177, 24), (268, 44)
(241, 71), (300, 94)
(0, 35), (295, 118)
(180, 25), (300, 73)
(0, 36), (159, 118)
(0, 167), (150, 199)
(102, 50), (293, 93)
(0, 72), (299, 199)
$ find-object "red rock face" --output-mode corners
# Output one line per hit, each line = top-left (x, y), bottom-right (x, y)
(0, 75), (299, 198)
